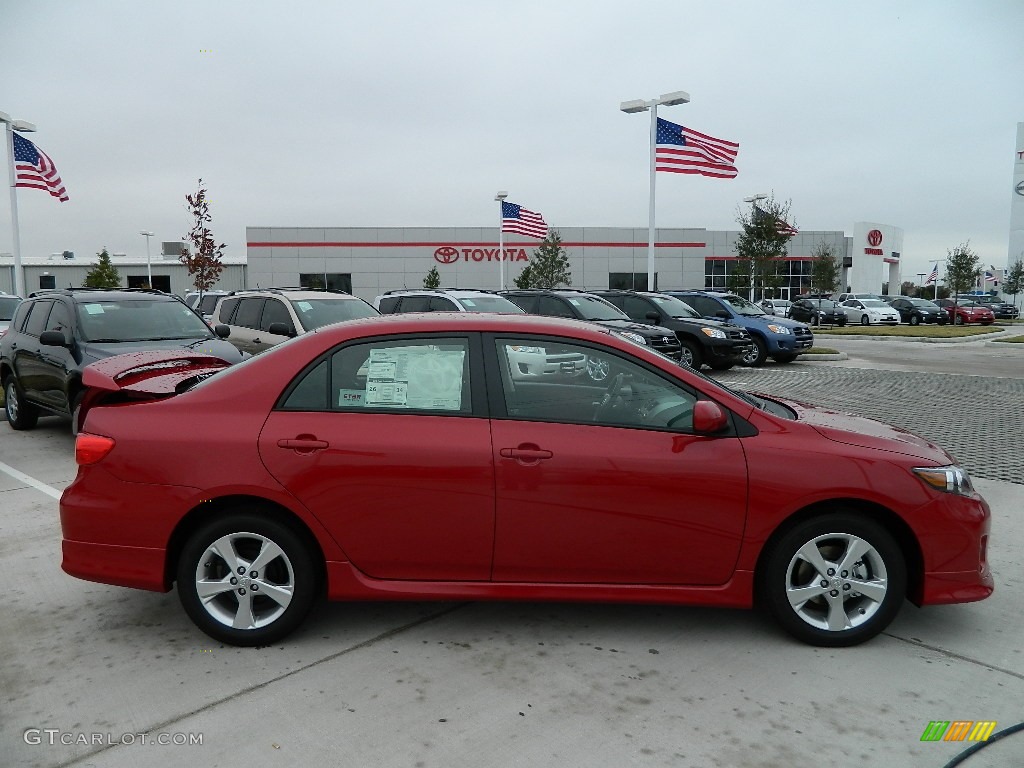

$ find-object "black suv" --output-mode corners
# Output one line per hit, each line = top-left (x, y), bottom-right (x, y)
(590, 290), (752, 370)
(498, 289), (683, 363)
(1, 288), (245, 432)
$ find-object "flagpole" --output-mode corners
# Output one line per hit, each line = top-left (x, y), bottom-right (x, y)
(2, 114), (30, 298)
(495, 191), (508, 290)
(646, 104), (658, 291)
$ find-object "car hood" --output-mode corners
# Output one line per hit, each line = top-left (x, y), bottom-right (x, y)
(592, 319), (668, 336)
(775, 397), (951, 464)
(744, 315), (807, 330)
(670, 316), (742, 331)
(82, 337), (245, 364)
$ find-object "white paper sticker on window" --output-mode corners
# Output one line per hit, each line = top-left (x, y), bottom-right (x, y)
(297, 301), (313, 312)
(84, 304), (105, 315)
(364, 345), (464, 410)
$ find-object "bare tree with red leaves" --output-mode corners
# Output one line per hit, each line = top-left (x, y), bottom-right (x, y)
(180, 178), (225, 294)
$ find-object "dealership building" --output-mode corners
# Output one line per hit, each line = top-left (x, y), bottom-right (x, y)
(1, 221), (903, 299)
(244, 221), (904, 302)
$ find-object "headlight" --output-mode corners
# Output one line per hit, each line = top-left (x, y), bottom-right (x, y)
(700, 327), (727, 339)
(766, 325), (792, 335)
(618, 331), (648, 345)
(913, 465), (974, 496)
(509, 345), (544, 354)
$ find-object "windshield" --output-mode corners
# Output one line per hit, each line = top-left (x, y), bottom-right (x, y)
(77, 299), (215, 342)
(722, 295), (767, 317)
(649, 295), (700, 318)
(571, 295), (629, 321)
(0, 297), (21, 321)
(455, 296), (525, 314)
(290, 298), (379, 330)
(909, 299), (938, 308)
(805, 299), (839, 309)
(861, 300), (890, 308)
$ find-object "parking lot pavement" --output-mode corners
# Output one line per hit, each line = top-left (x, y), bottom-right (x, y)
(2, 367), (1023, 768)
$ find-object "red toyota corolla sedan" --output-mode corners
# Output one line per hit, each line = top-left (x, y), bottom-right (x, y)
(60, 313), (992, 647)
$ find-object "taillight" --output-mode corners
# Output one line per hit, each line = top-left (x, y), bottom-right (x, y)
(75, 433), (116, 465)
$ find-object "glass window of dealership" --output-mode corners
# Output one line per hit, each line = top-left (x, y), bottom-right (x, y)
(244, 223), (899, 302)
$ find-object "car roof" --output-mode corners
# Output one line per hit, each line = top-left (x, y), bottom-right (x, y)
(27, 288), (179, 303)
(303, 310), (614, 339)
(382, 289), (497, 297)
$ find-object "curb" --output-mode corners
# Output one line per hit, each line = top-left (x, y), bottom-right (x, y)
(815, 329), (1006, 344)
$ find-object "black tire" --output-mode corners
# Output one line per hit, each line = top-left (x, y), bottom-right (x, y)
(707, 360), (735, 371)
(176, 513), (318, 646)
(772, 353), (797, 364)
(740, 338), (768, 367)
(954, 315), (964, 325)
(860, 314), (870, 326)
(760, 513), (906, 647)
(909, 314), (920, 326)
(811, 315), (820, 327)
(4, 377), (39, 430)
(678, 341), (702, 370)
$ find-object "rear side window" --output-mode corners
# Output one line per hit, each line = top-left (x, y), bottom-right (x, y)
(217, 297), (240, 322)
(24, 301), (54, 337)
(234, 298), (266, 329)
(377, 297), (400, 313)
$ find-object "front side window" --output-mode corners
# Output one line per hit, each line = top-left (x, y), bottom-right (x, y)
(283, 338), (472, 414)
(494, 337), (698, 431)
(260, 299), (293, 333)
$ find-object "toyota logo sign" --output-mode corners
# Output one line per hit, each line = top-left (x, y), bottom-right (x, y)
(433, 246), (459, 264)
(867, 229), (883, 247)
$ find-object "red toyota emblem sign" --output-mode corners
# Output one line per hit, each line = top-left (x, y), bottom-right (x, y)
(867, 229), (883, 247)
(433, 246), (459, 264)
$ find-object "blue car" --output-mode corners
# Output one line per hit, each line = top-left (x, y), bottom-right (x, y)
(664, 291), (814, 367)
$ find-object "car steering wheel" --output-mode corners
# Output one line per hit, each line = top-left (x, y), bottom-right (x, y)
(593, 372), (629, 422)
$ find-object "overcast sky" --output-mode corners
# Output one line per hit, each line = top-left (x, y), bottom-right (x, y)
(3, 0), (1022, 280)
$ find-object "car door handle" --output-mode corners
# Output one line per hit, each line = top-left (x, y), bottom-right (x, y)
(500, 445), (553, 462)
(277, 437), (329, 452)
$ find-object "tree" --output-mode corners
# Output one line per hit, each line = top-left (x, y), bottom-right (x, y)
(900, 281), (916, 296)
(945, 242), (981, 302)
(1004, 256), (1024, 310)
(512, 264), (533, 289)
(734, 195), (795, 300)
(519, 230), (572, 289)
(422, 265), (441, 289)
(808, 241), (840, 297)
(180, 178), (226, 294)
(83, 247), (121, 288)
(725, 258), (752, 296)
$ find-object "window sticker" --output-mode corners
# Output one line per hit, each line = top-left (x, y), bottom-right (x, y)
(568, 299), (581, 305)
(297, 301), (313, 312)
(364, 345), (465, 410)
(337, 389), (365, 407)
(84, 304), (106, 315)
(461, 299), (476, 307)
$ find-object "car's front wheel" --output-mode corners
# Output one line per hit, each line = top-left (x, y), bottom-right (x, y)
(4, 377), (39, 430)
(860, 314), (870, 326)
(741, 338), (767, 367)
(760, 514), (906, 646)
(177, 513), (318, 646)
(678, 341), (701, 370)
(954, 315), (964, 325)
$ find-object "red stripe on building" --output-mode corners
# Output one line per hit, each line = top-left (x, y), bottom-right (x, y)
(247, 241), (707, 249)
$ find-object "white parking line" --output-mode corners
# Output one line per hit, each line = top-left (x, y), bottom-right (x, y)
(0, 460), (63, 500)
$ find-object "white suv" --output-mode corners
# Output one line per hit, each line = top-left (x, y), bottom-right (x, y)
(374, 289), (585, 380)
(211, 288), (379, 355)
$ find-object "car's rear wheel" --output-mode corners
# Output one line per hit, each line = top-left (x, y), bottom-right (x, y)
(177, 513), (317, 646)
(761, 514), (906, 646)
(909, 314), (920, 326)
(679, 341), (701, 370)
(954, 315), (964, 325)
(4, 377), (39, 430)
(741, 338), (767, 367)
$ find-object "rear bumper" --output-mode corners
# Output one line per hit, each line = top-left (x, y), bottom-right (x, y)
(62, 539), (169, 592)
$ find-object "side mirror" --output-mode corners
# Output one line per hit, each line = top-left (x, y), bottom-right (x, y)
(214, 324), (231, 338)
(645, 311), (660, 323)
(715, 310), (730, 320)
(267, 322), (296, 338)
(693, 400), (728, 434)
(40, 330), (69, 347)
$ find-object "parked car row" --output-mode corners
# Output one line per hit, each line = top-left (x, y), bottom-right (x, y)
(758, 291), (1018, 326)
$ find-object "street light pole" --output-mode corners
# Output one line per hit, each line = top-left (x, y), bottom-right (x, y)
(1, 110), (37, 298)
(140, 231), (154, 287)
(743, 194), (767, 300)
(916, 273), (926, 297)
(495, 191), (508, 290)
(620, 91), (690, 291)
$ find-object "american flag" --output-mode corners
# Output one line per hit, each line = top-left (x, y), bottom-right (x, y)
(984, 266), (996, 283)
(13, 133), (68, 202)
(754, 206), (799, 237)
(925, 263), (939, 284)
(501, 201), (547, 239)
(655, 118), (739, 179)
